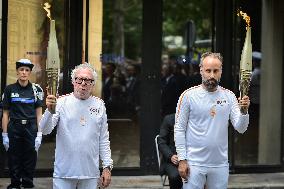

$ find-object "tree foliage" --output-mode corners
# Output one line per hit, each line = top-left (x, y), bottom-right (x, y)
(163, 0), (212, 40)
(103, 0), (142, 60)
(102, 0), (212, 60)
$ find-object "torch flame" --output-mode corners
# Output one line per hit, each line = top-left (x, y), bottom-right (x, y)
(43, 2), (51, 20)
(237, 9), (250, 29)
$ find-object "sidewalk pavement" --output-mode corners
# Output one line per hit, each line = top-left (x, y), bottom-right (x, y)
(1, 173), (284, 189)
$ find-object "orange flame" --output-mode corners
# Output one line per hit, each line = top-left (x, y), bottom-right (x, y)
(237, 10), (250, 28)
(43, 2), (51, 20)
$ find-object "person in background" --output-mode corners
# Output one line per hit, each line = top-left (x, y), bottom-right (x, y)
(187, 62), (202, 88)
(158, 114), (183, 189)
(102, 63), (116, 103)
(125, 64), (140, 118)
(2, 59), (44, 189)
(161, 63), (179, 117)
(173, 63), (188, 97)
(175, 52), (250, 189)
(40, 63), (113, 189)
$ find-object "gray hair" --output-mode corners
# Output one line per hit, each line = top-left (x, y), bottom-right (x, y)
(200, 52), (223, 67)
(70, 63), (98, 84)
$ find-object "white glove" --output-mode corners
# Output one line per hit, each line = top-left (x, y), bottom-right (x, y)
(35, 132), (42, 152)
(2, 132), (9, 151)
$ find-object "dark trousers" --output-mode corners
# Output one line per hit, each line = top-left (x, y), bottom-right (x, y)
(7, 119), (37, 188)
(164, 163), (183, 189)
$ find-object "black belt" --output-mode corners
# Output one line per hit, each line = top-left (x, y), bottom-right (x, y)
(10, 119), (36, 125)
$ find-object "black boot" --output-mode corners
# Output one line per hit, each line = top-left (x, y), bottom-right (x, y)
(7, 183), (21, 189)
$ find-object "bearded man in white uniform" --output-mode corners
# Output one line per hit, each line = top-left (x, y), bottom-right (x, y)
(40, 63), (113, 189)
(175, 52), (250, 189)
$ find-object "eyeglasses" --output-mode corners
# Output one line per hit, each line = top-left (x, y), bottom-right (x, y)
(75, 77), (94, 85)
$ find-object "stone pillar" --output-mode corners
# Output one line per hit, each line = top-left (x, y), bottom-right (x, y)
(88, 0), (103, 97)
(7, 0), (46, 85)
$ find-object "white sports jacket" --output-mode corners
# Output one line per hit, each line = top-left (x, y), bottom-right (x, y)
(175, 85), (249, 167)
(40, 93), (113, 178)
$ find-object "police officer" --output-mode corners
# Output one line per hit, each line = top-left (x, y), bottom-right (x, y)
(2, 59), (44, 189)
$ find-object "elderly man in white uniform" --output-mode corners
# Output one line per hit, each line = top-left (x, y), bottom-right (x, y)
(175, 52), (250, 189)
(40, 63), (113, 189)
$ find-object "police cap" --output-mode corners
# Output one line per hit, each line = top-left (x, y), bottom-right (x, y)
(16, 59), (34, 70)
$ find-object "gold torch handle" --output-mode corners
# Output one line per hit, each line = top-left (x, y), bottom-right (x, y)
(239, 69), (252, 98)
(47, 68), (59, 96)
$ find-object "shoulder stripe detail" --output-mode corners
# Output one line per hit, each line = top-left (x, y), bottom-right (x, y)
(176, 85), (201, 119)
(176, 89), (190, 119)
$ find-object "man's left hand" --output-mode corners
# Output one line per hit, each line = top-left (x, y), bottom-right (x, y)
(238, 95), (250, 114)
(170, 155), (179, 165)
(100, 167), (111, 188)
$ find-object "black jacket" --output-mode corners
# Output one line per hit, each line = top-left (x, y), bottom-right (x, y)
(157, 114), (176, 174)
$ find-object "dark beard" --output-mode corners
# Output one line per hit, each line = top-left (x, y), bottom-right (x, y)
(203, 78), (219, 91)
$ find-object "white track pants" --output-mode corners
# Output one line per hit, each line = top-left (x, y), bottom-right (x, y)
(53, 178), (98, 189)
(182, 165), (229, 189)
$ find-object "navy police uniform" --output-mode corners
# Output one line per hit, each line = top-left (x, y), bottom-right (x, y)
(2, 60), (44, 189)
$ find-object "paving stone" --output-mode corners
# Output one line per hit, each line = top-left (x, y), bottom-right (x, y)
(1, 173), (284, 189)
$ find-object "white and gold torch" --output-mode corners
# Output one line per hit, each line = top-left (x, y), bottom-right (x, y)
(238, 10), (252, 100)
(44, 2), (60, 96)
